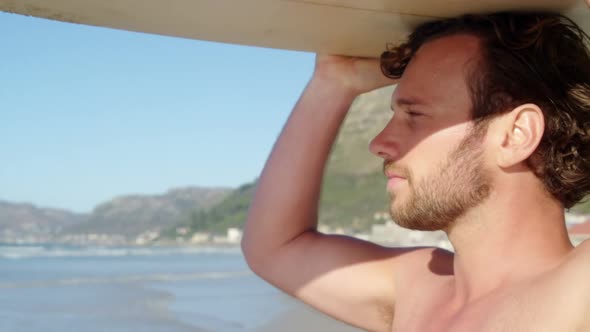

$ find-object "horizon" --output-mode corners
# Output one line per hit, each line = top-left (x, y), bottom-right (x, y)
(2, 12), (315, 213)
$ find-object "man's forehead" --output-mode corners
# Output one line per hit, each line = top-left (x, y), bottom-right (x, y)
(393, 34), (481, 108)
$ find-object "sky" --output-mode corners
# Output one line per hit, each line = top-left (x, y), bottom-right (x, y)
(1, 12), (316, 213)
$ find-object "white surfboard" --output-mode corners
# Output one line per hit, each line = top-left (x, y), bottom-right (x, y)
(0, 0), (588, 56)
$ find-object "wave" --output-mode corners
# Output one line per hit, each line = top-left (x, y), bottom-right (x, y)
(0, 244), (242, 259)
(0, 270), (253, 289)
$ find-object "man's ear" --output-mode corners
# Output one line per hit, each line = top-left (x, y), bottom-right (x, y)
(495, 104), (545, 168)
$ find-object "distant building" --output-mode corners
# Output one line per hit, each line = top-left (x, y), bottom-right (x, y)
(227, 228), (243, 244)
(58, 233), (126, 246)
(373, 211), (390, 221)
(353, 233), (370, 241)
(565, 212), (589, 228)
(212, 235), (229, 244)
(135, 230), (160, 245)
(570, 221), (590, 233)
(190, 232), (211, 244)
(318, 225), (332, 233)
(317, 225), (348, 235)
(371, 221), (402, 244)
(176, 227), (189, 236)
(370, 221), (450, 249)
(209, 228), (244, 245)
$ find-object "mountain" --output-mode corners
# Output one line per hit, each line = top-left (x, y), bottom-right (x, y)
(181, 86), (395, 234)
(0, 201), (87, 242)
(0, 186), (232, 243)
(1, 86), (395, 242)
(65, 187), (231, 238)
(319, 86), (394, 229)
(180, 182), (256, 235)
(326, 86), (393, 176)
(3, 82), (590, 243)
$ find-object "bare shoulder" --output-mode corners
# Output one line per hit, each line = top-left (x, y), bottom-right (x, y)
(252, 232), (454, 332)
(575, 238), (590, 254)
(553, 240), (590, 293)
(556, 240), (590, 329)
(565, 239), (590, 271)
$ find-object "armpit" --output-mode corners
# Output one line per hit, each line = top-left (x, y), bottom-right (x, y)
(378, 302), (395, 330)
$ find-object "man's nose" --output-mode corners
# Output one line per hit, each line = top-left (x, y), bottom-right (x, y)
(369, 128), (401, 161)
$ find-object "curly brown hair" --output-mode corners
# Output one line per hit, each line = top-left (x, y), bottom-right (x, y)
(381, 12), (590, 209)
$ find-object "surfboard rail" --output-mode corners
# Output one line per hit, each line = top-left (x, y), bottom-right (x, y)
(1, 0), (588, 56)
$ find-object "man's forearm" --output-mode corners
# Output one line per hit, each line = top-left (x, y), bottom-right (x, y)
(242, 76), (358, 265)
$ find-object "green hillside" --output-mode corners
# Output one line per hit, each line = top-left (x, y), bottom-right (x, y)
(180, 171), (389, 235)
(67, 187), (231, 237)
(319, 171), (388, 231)
(572, 199), (590, 214)
(174, 86), (395, 235)
(181, 182), (256, 235)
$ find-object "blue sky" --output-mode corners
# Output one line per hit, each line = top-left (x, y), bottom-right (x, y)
(1, 12), (315, 213)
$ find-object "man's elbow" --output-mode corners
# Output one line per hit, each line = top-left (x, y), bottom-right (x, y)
(241, 227), (303, 276)
(240, 226), (267, 274)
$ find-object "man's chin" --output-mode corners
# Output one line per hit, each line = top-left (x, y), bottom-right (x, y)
(388, 194), (406, 210)
(391, 217), (446, 231)
(389, 206), (448, 231)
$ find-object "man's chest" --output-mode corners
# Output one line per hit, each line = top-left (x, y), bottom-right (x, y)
(391, 277), (585, 332)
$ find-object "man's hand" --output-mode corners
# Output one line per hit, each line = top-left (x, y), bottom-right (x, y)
(313, 55), (397, 96)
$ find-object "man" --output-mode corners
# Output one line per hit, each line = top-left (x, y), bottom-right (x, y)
(242, 12), (590, 332)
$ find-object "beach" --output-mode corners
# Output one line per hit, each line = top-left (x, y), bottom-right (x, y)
(257, 302), (362, 332)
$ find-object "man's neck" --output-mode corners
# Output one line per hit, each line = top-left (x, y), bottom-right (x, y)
(446, 174), (574, 304)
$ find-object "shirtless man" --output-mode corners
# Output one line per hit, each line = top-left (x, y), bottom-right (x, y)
(242, 12), (590, 332)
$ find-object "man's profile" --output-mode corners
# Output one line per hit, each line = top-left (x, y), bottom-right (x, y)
(242, 12), (590, 332)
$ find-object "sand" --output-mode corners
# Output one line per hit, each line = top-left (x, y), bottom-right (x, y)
(256, 302), (363, 332)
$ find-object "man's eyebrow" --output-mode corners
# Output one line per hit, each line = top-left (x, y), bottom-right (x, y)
(391, 97), (427, 111)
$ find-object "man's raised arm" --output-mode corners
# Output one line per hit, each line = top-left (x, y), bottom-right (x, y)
(241, 56), (422, 331)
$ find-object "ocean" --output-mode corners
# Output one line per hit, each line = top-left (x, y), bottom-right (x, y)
(0, 244), (345, 332)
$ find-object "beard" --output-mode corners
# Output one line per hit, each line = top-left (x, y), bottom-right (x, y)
(386, 128), (492, 231)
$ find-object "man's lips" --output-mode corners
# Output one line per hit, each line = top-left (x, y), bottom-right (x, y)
(383, 162), (408, 191)
(385, 171), (405, 180)
(386, 173), (406, 191)
(383, 161), (405, 177)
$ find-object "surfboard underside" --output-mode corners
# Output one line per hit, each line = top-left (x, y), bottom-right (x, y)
(0, 0), (588, 56)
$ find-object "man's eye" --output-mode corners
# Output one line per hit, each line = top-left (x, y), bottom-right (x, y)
(406, 111), (423, 117)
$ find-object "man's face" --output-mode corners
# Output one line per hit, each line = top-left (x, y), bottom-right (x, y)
(370, 34), (493, 231)
(384, 125), (492, 231)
